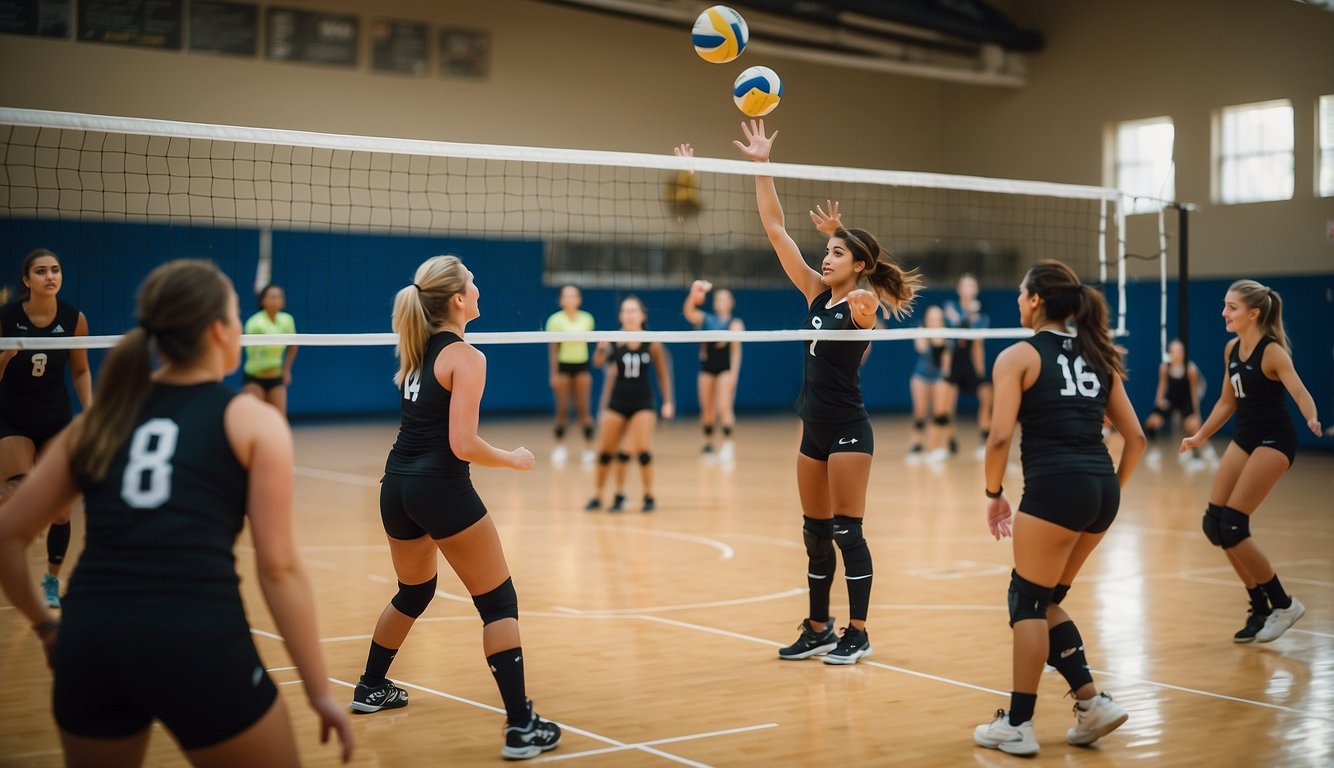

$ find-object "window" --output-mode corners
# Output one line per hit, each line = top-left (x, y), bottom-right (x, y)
(1320, 95), (1334, 197)
(1218, 100), (1294, 204)
(1114, 118), (1175, 213)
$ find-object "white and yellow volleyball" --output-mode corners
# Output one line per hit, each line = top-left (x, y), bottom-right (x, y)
(733, 65), (783, 117)
(692, 5), (748, 64)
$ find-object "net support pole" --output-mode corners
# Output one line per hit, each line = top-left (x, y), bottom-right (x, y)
(1116, 202), (1127, 336)
(1098, 199), (1108, 287)
(1177, 204), (1191, 365)
(1158, 207), (1168, 362)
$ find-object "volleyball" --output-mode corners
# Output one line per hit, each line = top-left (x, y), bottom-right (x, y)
(692, 5), (748, 64)
(733, 65), (783, 117)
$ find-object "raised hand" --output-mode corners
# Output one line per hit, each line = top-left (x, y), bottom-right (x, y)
(689, 279), (712, 303)
(809, 200), (842, 236)
(673, 143), (694, 158)
(732, 119), (777, 163)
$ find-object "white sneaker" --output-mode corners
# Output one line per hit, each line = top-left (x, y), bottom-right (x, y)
(925, 447), (948, 464)
(719, 440), (735, 464)
(1256, 596), (1305, 643)
(551, 445), (568, 467)
(973, 710), (1039, 755)
(1067, 692), (1128, 746)
(580, 448), (595, 467)
(974, 444), (987, 461)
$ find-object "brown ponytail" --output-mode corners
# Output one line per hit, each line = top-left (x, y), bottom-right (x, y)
(69, 260), (233, 483)
(835, 227), (922, 319)
(1228, 279), (1290, 353)
(393, 255), (468, 388)
(1023, 260), (1126, 380)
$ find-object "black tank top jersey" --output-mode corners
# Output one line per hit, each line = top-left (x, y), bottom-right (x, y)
(928, 343), (946, 368)
(1164, 365), (1192, 407)
(386, 332), (470, 478)
(609, 343), (655, 410)
(1017, 331), (1114, 479)
(699, 312), (733, 369)
(1229, 337), (1293, 439)
(0, 299), (80, 413)
(796, 290), (868, 423)
(67, 383), (248, 608)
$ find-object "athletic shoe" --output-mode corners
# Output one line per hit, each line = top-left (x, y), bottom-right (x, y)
(1256, 596), (1305, 643)
(719, 440), (735, 464)
(777, 618), (838, 660)
(925, 447), (948, 465)
(1233, 608), (1270, 643)
(584, 498), (601, 511)
(609, 493), (627, 513)
(1067, 692), (1128, 746)
(580, 448), (595, 467)
(973, 443), (987, 461)
(41, 573), (60, 609)
(974, 710), (1039, 755)
(641, 495), (656, 513)
(349, 677), (409, 714)
(905, 444), (923, 465)
(551, 445), (568, 467)
(822, 626), (872, 665)
(502, 700), (561, 760)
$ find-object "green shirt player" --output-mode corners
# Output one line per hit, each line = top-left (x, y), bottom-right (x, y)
(545, 285), (596, 466)
(242, 284), (298, 416)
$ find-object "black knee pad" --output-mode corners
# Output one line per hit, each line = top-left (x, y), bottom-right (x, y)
(391, 575), (438, 619)
(1007, 570), (1053, 626)
(598, 452), (613, 466)
(704, 424), (715, 436)
(473, 577), (519, 625)
(583, 425), (595, 441)
(913, 419), (926, 431)
(932, 414), (951, 427)
(831, 516), (872, 574)
(553, 424), (567, 439)
(722, 425), (733, 437)
(1219, 506), (1252, 549)
(1051, 583), (1071, 605)
(1202, 503), (1224, 547)
(802, 517), (834, 560)
(616, 451), (631, 464)
(637, 452), (652, 466)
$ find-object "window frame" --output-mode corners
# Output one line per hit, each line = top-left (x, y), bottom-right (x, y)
(1214, 99), (1295, 205)
(1109, 116), (1176, 214)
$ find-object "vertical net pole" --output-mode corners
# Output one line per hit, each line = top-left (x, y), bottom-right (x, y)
(1158, 206), (1169, 361)
(1116, 201), (1128, 336)
(1177, 204), (1191, 365)
(1098, 198), (1108, 286)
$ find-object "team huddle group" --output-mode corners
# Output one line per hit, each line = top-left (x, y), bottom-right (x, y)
(0, 120), (1323, 764)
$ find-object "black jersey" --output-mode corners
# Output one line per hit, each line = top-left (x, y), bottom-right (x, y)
(609, 343), (655, 411)
(386, 332), (470, 478)
(67, 382), (248, 607)
(1164, 364), (1192, 408)
(1017, 331), (1114, 479)
(0, 299), (80, 413)
(1229, 337), (1293, 439)
(796, 290), (868, 423)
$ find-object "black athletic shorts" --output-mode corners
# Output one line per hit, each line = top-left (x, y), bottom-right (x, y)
(1151, 397), (1194, 421)
(946, 359), (980, 395)
(700, 347), (730, 375)
(799, 417), (874, 461)
(607, 399), (655, 420)
(52, 605), (277, 750)
(1233, 429), (1297, 467)
(242, 373), (284, 392)
(1019, 472), (1120, 534)
(0, 407), (71, 453)
(557, 361), (590, 376)
(381, 472), (488, 540)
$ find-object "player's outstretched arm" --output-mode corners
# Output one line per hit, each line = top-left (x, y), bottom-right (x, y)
(734, 119), (823, 302)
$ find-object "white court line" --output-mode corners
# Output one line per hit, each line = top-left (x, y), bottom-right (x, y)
(1289, 628), (1334, 640)
(538, 723), (779, 763)
(251, 628), (283, 641)
(279, 680), (305, 686)
(266, 665), (297, 672)
(1090, 669), (1334, 724)
(321, 634), (374, 643)
(294, 465), (379, 487)
(327, 677), (714, 768)
(1177, 573), (1334, 590)
(868, 603), (1008, 612)
(552, 588), (805, 616)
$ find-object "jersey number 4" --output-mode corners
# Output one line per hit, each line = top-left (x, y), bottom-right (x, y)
(1057, 354), (1101, 398)
(121, 418), (180, 509)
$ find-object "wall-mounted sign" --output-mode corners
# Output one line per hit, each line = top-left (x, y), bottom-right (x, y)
(0, 0), (72, 37)
(439, 26), (488, 79)
(78, 0), (182, 49)
(266, 6), (356, 66)
(190, 0), (256, 56)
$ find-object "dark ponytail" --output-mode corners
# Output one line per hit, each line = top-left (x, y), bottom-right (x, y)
(835, 227), (922, 319)
(69, 260), (233, 484)
(1023, 260), (1125, 380)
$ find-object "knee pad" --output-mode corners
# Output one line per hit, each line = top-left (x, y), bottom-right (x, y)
(704, 424), (715, 436)
(1202, 504), (1224, 547)
(1219, 506), (1252, 549)
(913, 419), (926, 431)
(802, 517), (834, 560)
(1007, 570), (1053, 626)
(553, 424), (567, 439)
(831, 516), (872, 575)
(637, 452), (652, 466)
(391, 575), (438, 619)
(598, 452), (613, 466)
(583, 425), (595, 441)
(616, 451), (631, 464)
(472, 577), (519, 625)
(932, 414), (951, 427)
(722, 425), (733, 437)
(1051, 583), (1071, 605)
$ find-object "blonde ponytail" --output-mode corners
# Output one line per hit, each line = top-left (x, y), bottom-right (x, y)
(393, 255), (468, 388)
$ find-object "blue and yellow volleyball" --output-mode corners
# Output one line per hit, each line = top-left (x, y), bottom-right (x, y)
(692, 5), (748, 64)
(733, 65), (783, 117)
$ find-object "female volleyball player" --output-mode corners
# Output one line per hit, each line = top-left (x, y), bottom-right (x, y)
(735, 119), (920, 665)
(973, 260), (1143, 756)
(242, 283), (298, 417)
(546, 284), (596, 466)
(683, 279), (743, 462)
(907, 305), (951, 463)
(0, 259), (353, 767)
(0, 248), (92, 609)
(1144, 339), (1204, 464)
(351, 255), (560, 760)
(942, 274), (992, 458)
(585, 295), (674, 512)
(1180, 280), (1320, 643)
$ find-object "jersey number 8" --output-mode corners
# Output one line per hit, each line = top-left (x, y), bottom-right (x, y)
(121, 418), (180, 509)
(1056, 354), (1101, 398)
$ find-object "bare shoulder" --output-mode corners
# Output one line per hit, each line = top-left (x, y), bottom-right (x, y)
(996, 339), (1039, 368)
(442, 340), (485, 366)
(225, 391), (291, 466)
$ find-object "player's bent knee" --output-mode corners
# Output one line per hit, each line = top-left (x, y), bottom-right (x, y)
(391, 575), (438, 619)
(1007, 570), (1053, 626)
(638, 452), (652, 466)
(472, 577), (519, 625)
(1202, 503), (1224, 547)
(1218, 506), (1251, 549)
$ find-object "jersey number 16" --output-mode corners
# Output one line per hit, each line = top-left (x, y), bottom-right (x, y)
(1057, 354), (1101, 398)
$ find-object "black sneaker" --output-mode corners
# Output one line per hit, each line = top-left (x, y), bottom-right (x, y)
(778, 618), (838, 660)
(642, 495), (656, 513)
(823, 625), (872, 665)
(1234, 609), (1270, 643)
(350, 677), (409, 713)
(502, 700), (561, 760)
(949, 437), (959, 455)
(609, 493), (627, 512)
(584, 498), (601, 511)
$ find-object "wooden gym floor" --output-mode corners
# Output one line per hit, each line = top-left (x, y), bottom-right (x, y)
(2, 415), (1331, 767)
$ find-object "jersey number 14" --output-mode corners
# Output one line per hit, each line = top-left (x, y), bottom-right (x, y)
(1057, 354), (1101, 398)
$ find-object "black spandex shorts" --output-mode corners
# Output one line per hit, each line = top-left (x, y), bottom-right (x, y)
(52, 606), (277, 750)
(1019, 472), (1120, 534)
(799, 417), (874, 461)
(608, 399), (654, 420)
(1233, 429), (1297, 467)
(242, 373), (284, 392)
(380, 473), (488, 540)
(700, 347), (730, 375)
(557, 361), (590, 376)
(946, 360), (980, 395)
(1152, 397), (1194, 422)
(0, 407), (71, 453)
